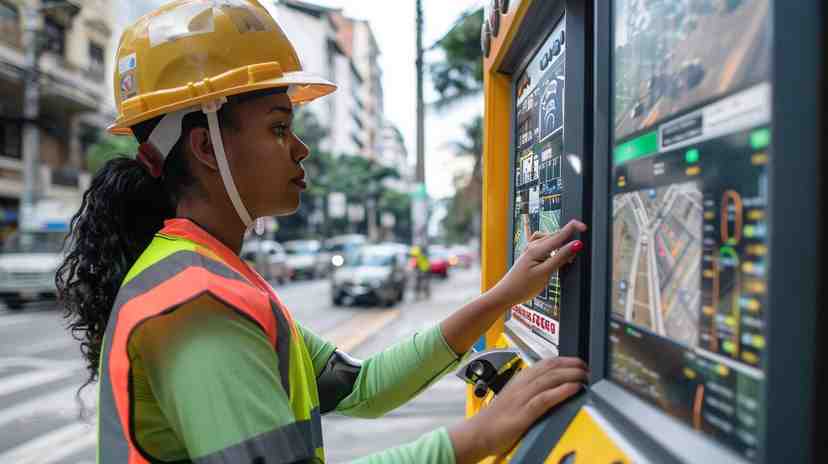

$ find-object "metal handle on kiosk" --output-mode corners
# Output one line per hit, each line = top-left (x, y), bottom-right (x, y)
(456, 349), (523, 398)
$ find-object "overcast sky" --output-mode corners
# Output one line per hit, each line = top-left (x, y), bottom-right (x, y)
(116, 0), (483, 198)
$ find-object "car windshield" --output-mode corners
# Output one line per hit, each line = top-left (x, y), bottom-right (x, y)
(285, 242), (318, 255)
(349, 251), (393, 267)
(2, 231), (65, 254)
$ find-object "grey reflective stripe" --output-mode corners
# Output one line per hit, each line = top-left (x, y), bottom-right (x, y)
(270, 300), (292, 396)
(97, 249), (254, 463)
(192, 408), (324, 464)
(310, 407), (323, 450)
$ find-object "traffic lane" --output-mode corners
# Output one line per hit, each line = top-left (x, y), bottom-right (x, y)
(323, 267), (480, 463)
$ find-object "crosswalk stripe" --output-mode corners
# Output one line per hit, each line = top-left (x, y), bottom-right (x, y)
(0, 367), (80, 397)
(0, 313), (38, 328)
(37, 430), (97, 464)
(15, 338), (77, 356)
(0, 422), (94, 464)
(0, 385), (85, 429)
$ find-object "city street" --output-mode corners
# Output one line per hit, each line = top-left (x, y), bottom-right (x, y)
(0, 267), (478, 463)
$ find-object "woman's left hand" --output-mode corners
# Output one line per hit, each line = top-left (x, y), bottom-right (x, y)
(486, 220), (587, 308)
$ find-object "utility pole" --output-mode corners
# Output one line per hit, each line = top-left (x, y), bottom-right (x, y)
(413, 0), (428, 248)
(18, 0), (80, 231)
(20, 0), (44, 231)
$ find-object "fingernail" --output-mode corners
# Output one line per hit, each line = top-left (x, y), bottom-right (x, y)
(571, 240), (584, 253)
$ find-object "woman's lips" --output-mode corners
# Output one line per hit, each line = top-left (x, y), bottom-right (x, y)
(291, 178), (307, 190)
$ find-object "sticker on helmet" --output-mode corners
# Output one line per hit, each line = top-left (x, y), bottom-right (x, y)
(120, 72), (137, 100)
(118, 53), (137, 74)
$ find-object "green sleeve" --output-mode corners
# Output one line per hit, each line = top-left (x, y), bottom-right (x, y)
(349, 428), (456, 464)
(297, 322), (337, 376)
(133, 295), (310, 462)
(336, 324), (469, 418)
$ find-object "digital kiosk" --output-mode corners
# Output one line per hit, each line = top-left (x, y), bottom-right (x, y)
(469, 0), (824, 462)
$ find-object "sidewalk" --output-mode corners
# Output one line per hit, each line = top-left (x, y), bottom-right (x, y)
(322, 267), (481, 463)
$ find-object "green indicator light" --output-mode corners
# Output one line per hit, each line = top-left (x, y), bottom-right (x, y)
(750, 128), (771, 150)
(614, 131), (659, 165)
(685, 148), (700, 164)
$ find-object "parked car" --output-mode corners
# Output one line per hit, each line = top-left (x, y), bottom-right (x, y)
(0, 230), (66, 310)
(283, 240), (328, 279)
(428, 246), (450, 279)
(331, 244), (408, 307)
(325, 234), (367, 269)
(240, 239), (291, 284)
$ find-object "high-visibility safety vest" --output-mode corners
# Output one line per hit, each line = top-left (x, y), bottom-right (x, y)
(97, 218), (324, 463)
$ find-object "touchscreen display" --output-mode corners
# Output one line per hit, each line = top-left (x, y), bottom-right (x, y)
(510, 18), (566, 346)
(609, 0), (771, 459)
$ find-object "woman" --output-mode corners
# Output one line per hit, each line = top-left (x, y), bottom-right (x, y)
(56, 1), (588, 463)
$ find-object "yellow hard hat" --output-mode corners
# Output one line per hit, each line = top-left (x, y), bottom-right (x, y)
(109, 0), (336, 135)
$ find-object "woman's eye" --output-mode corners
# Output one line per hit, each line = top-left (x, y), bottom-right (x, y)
(272, 125), (290, 136)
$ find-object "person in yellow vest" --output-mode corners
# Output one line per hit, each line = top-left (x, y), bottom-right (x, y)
(409, 245), (432, 300)
(55, 1), (587, 463)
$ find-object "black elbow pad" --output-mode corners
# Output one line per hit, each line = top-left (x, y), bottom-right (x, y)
(317, 350), (362, 414)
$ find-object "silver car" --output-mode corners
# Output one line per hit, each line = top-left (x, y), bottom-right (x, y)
(241, 239), (291, 284)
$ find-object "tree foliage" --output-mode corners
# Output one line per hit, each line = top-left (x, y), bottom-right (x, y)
(429, 8), (484, 110)
(85, 134), (138, 174)
(429, 9), (485, 244)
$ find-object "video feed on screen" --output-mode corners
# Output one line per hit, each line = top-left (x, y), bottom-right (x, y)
(510, 19), (566, 345)
(613, 0), (771, 141)
(609, 0), (772, 459)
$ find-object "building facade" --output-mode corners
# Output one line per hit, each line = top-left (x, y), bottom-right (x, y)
(272, 0), (385, 161)
(0, 0), (114, 234)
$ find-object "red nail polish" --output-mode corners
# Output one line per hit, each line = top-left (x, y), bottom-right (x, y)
(571, 240), (584, 253)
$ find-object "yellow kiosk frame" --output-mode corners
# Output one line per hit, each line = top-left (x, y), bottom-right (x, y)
(472, 0), (825, 462)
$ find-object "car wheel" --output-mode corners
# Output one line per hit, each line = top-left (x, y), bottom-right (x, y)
(3, 299), (24, 311)
(332, 296), (342, 307)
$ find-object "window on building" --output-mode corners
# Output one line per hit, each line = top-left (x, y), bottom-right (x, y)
(43, 17), (66, 57)
(0, 121), (22, 160)
(0, 1), (20, 48)
(88, 42), (105, 77)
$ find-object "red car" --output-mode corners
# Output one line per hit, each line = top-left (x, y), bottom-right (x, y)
(428, 248), (450, 279)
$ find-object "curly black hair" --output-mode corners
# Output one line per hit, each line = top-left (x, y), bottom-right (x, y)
(56, 112), (209, 389)
(57, 89), (283, 389)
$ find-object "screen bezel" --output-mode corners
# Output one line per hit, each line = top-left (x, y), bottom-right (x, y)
(501, 0), (591, 363)
(587, 1), (822, 463)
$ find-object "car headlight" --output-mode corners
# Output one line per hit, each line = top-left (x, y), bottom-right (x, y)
(331, 255), (345, 267)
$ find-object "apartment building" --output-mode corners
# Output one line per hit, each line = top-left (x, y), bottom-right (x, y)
(0, 0), (113, 231)
(272, 0), (385, 161)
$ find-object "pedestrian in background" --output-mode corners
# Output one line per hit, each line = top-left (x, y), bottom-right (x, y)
(410, 245), (431, 300)
(55, 1), (588, 463)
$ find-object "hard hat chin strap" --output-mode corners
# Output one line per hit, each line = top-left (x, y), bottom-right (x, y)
(202, 98), (257, 230)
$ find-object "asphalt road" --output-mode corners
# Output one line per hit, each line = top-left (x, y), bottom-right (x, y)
(0, 267), (479, 463)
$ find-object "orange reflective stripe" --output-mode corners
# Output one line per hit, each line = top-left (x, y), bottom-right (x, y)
(108, 266), (275, 462)
(160, 219), (297, 328)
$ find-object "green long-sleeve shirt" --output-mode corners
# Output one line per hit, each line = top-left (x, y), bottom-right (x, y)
(128, 294), (466, 463)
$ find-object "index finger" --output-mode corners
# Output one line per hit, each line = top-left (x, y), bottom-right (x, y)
(535, 220), (587, 255)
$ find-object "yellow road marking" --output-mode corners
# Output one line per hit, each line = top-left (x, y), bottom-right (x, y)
(325, 309), (402, 352)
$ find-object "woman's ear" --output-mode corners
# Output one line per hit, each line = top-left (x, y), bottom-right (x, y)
(188, 126), (218, 171)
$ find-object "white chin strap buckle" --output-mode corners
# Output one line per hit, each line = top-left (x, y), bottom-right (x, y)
(201, 97), (258, 229)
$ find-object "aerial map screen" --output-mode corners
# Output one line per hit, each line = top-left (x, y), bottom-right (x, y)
(609, 0), (771, 460)
(510, 19), (566, 346)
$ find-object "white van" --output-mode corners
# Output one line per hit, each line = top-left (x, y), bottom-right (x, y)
(0, 229), (66, 310)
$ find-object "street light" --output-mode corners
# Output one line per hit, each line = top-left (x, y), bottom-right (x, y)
(19, 0), (82, 231)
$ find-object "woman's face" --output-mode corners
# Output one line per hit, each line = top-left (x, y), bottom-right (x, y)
(221, 92), (310, 217)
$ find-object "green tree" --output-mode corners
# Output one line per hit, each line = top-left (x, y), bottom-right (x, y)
(429, 8), (485, 244)
(442, 116), (483, 243)
(85, 133), (137, 174)
(429, 8), (484, 110)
